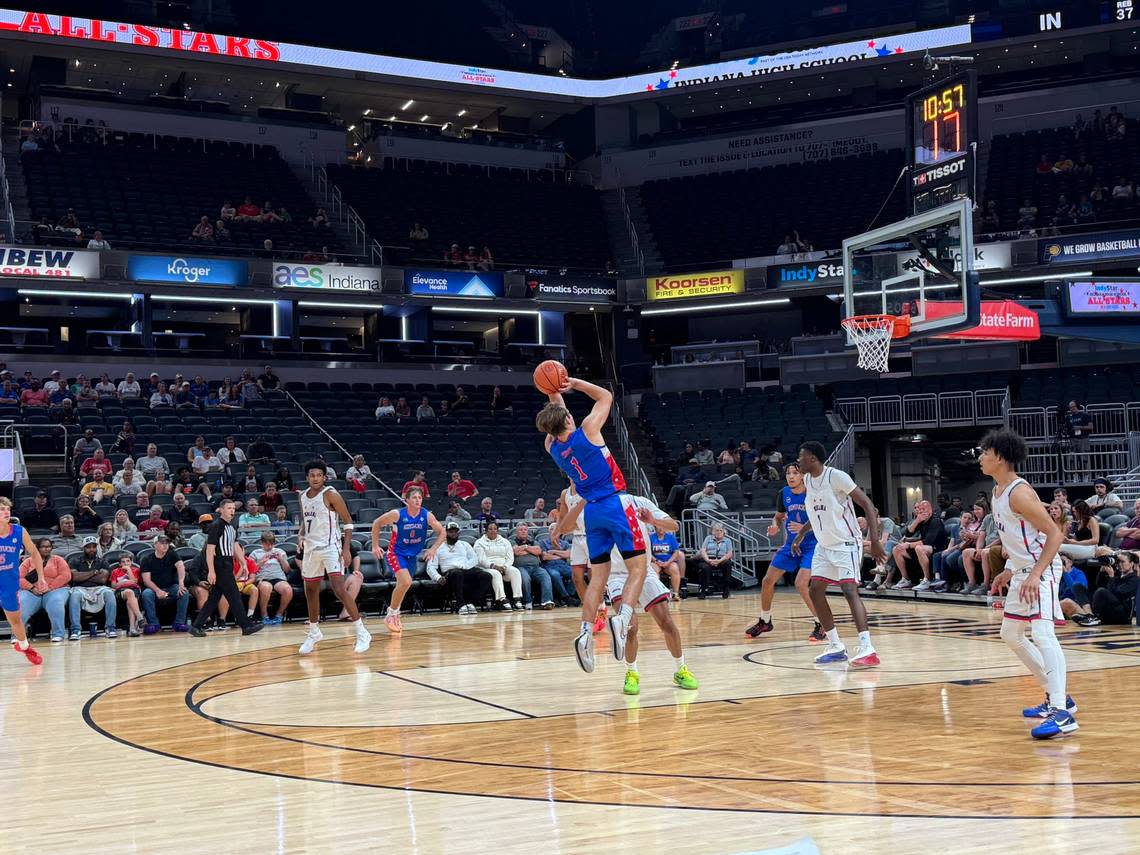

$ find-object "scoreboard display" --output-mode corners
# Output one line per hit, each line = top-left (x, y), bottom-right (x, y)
(906, 70), (977, 215)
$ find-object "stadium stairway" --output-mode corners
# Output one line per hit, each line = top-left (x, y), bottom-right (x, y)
(286, 156), (369, 261)
(621, 186), (665, 273)
(599, 189), (643, 275)
(1, 134), (33, 225)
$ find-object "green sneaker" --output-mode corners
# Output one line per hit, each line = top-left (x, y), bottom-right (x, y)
(623, 670), (640, 695)
(673, 666), (699, 690)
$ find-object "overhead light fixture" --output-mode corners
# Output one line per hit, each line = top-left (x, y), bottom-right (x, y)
(419, 114), (429, 122)
(641, 298), (791, 316)
(433, 305), (540, 316)
(981, 271), (1093, 286)
(347, 124), (356, 131)
(388, 115), (396, 121)
(401, 99), (414, 110)
(298, 300), (387, 310)
(363, 108), (372, 115)
(19, 289), (133, 300)
(457, 109), (467, 117)
(441, 122), (450, 131)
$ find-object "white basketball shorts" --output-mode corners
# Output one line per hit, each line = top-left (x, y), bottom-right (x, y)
(810, 541), (862, 586)
(606, 566), (671, 612)
(1003, 562), (1064, 625)
(570, 533), (589, 566)
(301, 544), (344, 580)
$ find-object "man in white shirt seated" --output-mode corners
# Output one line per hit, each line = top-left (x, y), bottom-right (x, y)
(427, 521), (491, 615)
(690, 481), (729, 512)
(216, 436), (246, 466)
(138, 443), (169, 479)
(117, 373), (141, 399)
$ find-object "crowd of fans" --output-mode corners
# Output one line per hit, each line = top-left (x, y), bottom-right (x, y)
(374, 385), (514, 422)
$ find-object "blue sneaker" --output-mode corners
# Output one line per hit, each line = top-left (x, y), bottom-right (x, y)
(261, 616), (272, 625)
(270, 615), (284, 625)
(1022, 695), (1077, 718)
(813, 644), (848, 664)
(1031, 709), (1079, 739)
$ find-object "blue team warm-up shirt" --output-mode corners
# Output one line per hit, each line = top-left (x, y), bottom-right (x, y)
(548, 428), (626, 502)
(650, 531), (680, 562)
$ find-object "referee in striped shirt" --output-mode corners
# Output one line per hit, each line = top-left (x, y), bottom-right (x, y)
(189, 499), (264, 637)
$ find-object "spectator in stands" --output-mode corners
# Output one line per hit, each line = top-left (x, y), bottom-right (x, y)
(51, 515), (84, 554)
(113, 459), (144, 498)
(217, 436), (246, 467)
(148, 381), (173, 409)
(248, 435), (276, 464)
(1087, 477), (1124, 517)
(1052, 153), (1074, 173)
(309, 208), (329, 229)
(219, 384), (245, 408)
(189, 375), (209, 401)
(402, 470), (430, 499)
(272, 466), (293, 492)
(1091, 179), (1109, 205)
(19, 538), (71, 643)
(1059, 500), (1109, 561)
(451, 386), (471, 411)
(346, 456), (371, 492)
(138, 505), (170, 539)
(255, 482), (282, 514)
(649, 523), (685, 601)
(477, 497), (499, 533)
(1113, 499), (1140, 551)
(1090, 551), (1137, 624)
(693, 441), (715, 466)
(191, 216), (215, 242)
(250, 532), (292, 624)
(1065, 400), (1093, 472)
(165, 522), (187, 548)
(889, 500), (947, 591)
(58, 209), (82, 241)
(271, 506), (292, 536)
(511, 523), (556, 609)
(73, 495), (103, 532)
(78, 448), (111, 484)
(408, 222), (430, 257)
(1112, 176), (1134, 200)
(0, 379), (17, 402)
(94, 523), (121, 558)
(537, 530), (576, 605)
(980, 200), (1000, 232)
(117, 372), (141, 399)
(20, 379), (48, 407)
(689, 524), (733, 599)
(86, 230), (110, 250)
(375, 396), (395, 420)
(1074, 154), (1094, 177)
(21, 491), (59, 532)
(438, 400), (452, 419)
(475, 521), (522, 611)
(238, 371), (261, 404)
(524, 498), (547, 523)
(166, 493), (197, 527)
(187, 515), (212, 550)
(428, 522), (488, 615)
(239, 464), (263, 495)
(91, 373), (115, 398)
(172, 382), (197, 409)
(690, 481), (728, 512)
(67, 537), (115, 640)
(1108, 112), (1127, 141)
(445, 501), (472, 527)
(1058, 554), (1097, 625)
(260, 201), (282, 223)
(257, 366), (279, 391)
(443, 242), (463, 267)
(1076, 194), (1096, 224)
(717, 443), (737, 466)
(1054, 487), (1072, 516)
(79, 471), (114, 504)
(211, 481), (242, 512)
(112, 509), (137, 542)
(463, 245), (479, 270)
(238, 499), (272, 537)
(934, 508), (984, 593)
(1052, 194), (1075, 226)
(478, 245), (494, 271)
(109, 421), (136, 456)
(448, 471), (479, 502)
(73, 429), (101, 463)
(935, 493), (953, 520)
(394, 396), (413, 422)
(490, 386), (512, 415)
(1035, 155), (1054, 175)
(1072, 113), (1087, 138)
(776, 232), (805, 255)
(220, 200), (236, 221)
(140, 535), (189, 633)
(237, 196), (261, 220)
(132, 491), (154, 522)
(416, 397), (436, 421)
(135, 446), (166, 482)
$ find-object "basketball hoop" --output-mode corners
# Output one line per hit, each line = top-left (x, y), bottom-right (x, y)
(841, 314), (910, 373)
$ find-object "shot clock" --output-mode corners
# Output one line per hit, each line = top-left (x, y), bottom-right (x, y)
(906, 70), (977, 215)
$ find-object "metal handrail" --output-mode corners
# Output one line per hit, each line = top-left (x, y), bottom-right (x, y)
(282, 390), (402, 501)
(3, 422), (66, 480)
(826, 425), (855, 474)
(617, 185), (645, 275)
(301, 144), (379, 262)
(681, 508), (763, 587)
(837, 388), (1009, 432)
(609, 392), (656, 504)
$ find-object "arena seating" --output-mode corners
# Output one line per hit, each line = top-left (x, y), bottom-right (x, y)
(640, 148), (907, 268)
(638, 386), (843, 511)
(985, 117), (1140, 234)
(326, 162), (610, 269)
(21, 133), (344, 257)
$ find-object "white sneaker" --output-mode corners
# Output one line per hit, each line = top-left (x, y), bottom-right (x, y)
(608, 608), (630, 661)
(299, 625), (324, 655)
(574, 627), (595, 672)
(353, 625), (372, 654)
(892, 579), (912, 590)
(461, 604), (477, 615)
(913, 579), (932, 592)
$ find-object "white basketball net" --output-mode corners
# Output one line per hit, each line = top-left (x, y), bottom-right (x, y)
(842, 316), (896, 373)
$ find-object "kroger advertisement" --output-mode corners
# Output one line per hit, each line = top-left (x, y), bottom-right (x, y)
(0, 245), (100, 279)
(405, 269), (503, 298)
(273, 261), (382, 292)
(126, 254), (248, 286)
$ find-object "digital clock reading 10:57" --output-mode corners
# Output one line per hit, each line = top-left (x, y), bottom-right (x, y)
(913, 81), (969, 166)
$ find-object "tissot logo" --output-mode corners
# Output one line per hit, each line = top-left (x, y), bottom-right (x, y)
(912, 157), (966, 187)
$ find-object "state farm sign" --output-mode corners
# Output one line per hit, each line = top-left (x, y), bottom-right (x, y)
(646, 269), (744, 301)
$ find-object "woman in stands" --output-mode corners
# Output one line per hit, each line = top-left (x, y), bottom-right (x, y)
(1060, 500), (1112, 562)
(95, 523), (122, 559)
(273, 466), (295, 493)
(112, 509), (137, 543)
(241, 465), (263, 496)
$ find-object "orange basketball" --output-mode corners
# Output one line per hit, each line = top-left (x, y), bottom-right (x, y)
(533, 360), (568, 395)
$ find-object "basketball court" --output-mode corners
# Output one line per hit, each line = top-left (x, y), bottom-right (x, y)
(4, 593), (1139, 854)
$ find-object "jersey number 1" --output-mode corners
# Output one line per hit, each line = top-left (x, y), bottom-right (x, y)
(570, 457), (587, 481)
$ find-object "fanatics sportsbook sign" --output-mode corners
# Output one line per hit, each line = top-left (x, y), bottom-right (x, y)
(646, 269), (744, 301)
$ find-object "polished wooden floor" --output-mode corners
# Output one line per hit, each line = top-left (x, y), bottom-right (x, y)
(3, 592), (1140, 854)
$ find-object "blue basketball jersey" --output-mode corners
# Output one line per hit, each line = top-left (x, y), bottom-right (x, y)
(388, 507), (429, 555)
(779, 486), (817, 550)
(0, 522), (23, 573)
(549, 428), (626, 502)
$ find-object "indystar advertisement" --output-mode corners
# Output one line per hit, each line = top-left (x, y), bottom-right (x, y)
(405, 269), (503, 298)
(1066, 280), (1140, 316)
(647, 269), (744, 301)
(1040, 229), (1140, 265)
(273, 261), (383, 292)
(524, 269), (617, 302)
(897, 241), (1011, 275)
(766, 260), (850, 288)
(126, 254), (248, 286)
(0, 245), (100, 279)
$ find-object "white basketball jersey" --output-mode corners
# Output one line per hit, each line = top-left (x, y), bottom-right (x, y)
(301, 486), (340, 549)
(565, 486), (586, 536)
(992, 477), (1052, 571)
(803, 466), (861, 548)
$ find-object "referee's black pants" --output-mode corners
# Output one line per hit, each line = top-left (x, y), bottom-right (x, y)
(192, 563), (255, 629)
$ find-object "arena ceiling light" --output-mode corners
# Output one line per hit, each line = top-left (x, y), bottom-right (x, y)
(400, 99), (414, 111)
(980, 271), (1092, 286)
(155, 294), (280, 336)
(432, 306), (540, 315)
(18, 288), (134, 300)
(641, 297), (790, 316)
(298, 300), (387, 310)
